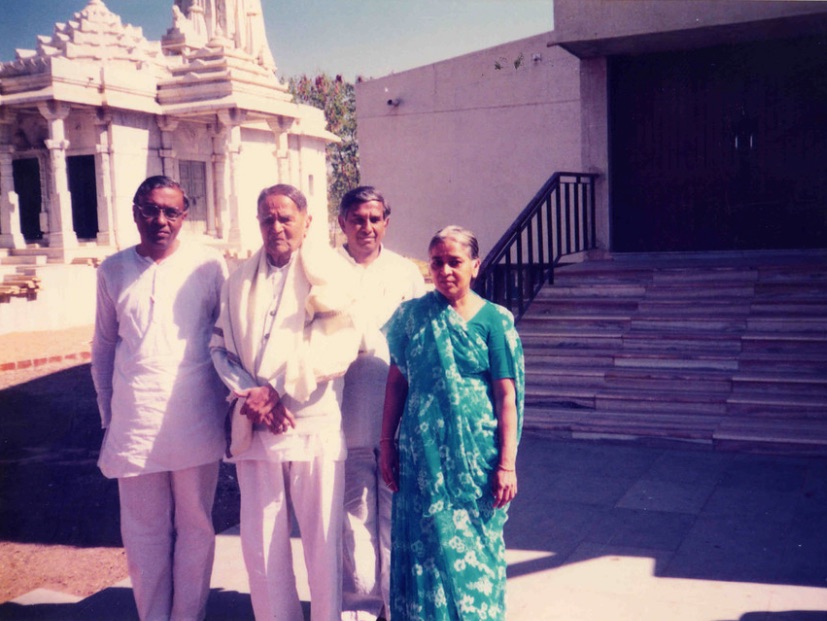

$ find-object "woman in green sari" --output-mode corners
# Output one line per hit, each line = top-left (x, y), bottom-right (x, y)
(379, 226), (525, 621)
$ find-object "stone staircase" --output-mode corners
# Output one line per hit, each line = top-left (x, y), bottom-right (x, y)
(519, 250), (827, 455)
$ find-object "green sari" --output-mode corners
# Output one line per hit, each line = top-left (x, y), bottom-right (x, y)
(384, 291), (525, 621)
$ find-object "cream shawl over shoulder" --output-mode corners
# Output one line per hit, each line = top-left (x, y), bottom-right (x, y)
(219, 240), (360, 405)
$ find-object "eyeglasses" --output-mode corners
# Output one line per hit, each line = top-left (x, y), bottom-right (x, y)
(135, 203), (186, 222)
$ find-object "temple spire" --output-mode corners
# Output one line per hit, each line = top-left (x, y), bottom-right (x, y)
(164, 0), (276, 71)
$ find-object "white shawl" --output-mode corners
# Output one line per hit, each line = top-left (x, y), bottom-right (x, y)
(220, 241), (361, 404)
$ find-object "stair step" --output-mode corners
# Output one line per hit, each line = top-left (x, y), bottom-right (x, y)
(525, 299), (639, 314)
(733, 372), (827, 388)
(629, 317), (746, 332)
(622, 333), (742, 354)
(535, 284), (647, 298)
(524, 407), (721, 441)
(645, 284), (755, 299)
(726, 393), (827, 416)
(746, 317), (827, 332)
(651, 268), (757, 284)
(595, 389), (727, 414)
(741, 333), (827, 354)
(637, 300), (751, 316)
(715, 419), (827, 449)
(525, 348), (614, 369)
(750, 301), (827, 316)
(525, 369), (606, 388)
(525, 385), (600, 409)
(753, 287), (827, 302)
(520, 316), (631, 331)
(613, 353), (738, 371)
(603, 369), (732, 393)
(516, 251), (827, 454)
(738, 352), (827, 374)
(0, 255), (47, 266)
(519, 333), (623, 351)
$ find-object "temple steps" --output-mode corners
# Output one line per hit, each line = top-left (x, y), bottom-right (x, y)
(520, 250), (827, 455)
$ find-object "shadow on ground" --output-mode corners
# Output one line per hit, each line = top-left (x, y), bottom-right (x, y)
(0, 587), (259, 621)
(505, 433), (827, 591)
(2, 365), (826, 620)
(0, 363), (240, 548)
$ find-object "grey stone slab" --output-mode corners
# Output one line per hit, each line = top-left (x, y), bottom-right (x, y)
(701, 486), (800, 522)
(506, 500), (609, 551)
(665, 515), (794, 585)
(617, 477), (717, 514)
(779, 511), (827, 588)
(563, 540), (675, 578)
(518, 434), (661, 479)
(540, 471), (638, 506)
(718, 458), (810, 493)
(644, 449), (733, 485)
(584, 507), (696, 551)
(798, 461), (827, 515)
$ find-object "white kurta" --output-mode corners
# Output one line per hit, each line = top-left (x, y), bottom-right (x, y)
(210, 250), (350, 463)
(338, 245), (426, 449)
(338, 245), (425, 620)
(92, 240), (228, 479)
(210, 246), (359, 621)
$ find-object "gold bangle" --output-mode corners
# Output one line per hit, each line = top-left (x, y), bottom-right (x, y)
(497, 465), (515, 472)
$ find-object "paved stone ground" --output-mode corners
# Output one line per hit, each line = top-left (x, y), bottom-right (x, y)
(1, 328), (826, 620)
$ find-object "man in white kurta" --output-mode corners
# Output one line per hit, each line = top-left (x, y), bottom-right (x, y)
(210, 184), (360, 621)
(337, 187), (426, 621)
(92, 176), (228, 621)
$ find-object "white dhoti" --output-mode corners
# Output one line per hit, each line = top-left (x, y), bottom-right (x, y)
(237, 456), (345, 621)
(118, 462), (220, 621)
(342, 446), (393, 621)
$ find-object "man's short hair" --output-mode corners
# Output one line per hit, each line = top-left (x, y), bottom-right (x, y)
(338, 186), (390, 220)
(257, 184), (308, 212)
(133, 175), (190, 211)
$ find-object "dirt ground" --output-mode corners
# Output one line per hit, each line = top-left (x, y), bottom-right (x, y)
(0, 360), (241, 604)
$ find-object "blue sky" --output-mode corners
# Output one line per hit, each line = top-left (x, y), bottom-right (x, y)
(0, 0), (554, 81)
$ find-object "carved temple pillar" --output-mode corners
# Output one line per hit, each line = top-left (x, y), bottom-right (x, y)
(37, 101), (78, 254)
(94, 110), (117, 247)
(267, 115), (293, 185)
(157, 116), (179, 179)
(217, 108), (245, 249)
(209, 123), (227, 239)
(0, 114), (25, 249)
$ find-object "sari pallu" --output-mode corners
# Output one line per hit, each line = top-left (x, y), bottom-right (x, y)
(384, 291), (525, 621)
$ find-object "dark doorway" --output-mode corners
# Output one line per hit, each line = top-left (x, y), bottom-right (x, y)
(609, 36), (827, 252)
(67, 154), (98, 240)
(11, 158), (43, 241)
(178, 159), (208, 235)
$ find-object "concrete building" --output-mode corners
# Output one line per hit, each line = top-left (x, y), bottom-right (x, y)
(0, 0), (337, 333)
(356, 0), (827, 262)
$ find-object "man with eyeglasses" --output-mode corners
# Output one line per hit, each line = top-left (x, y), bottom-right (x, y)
(92, 175), (228, 621)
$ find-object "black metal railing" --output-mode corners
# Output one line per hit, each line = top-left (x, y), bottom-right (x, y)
(473, 172), (599, 321)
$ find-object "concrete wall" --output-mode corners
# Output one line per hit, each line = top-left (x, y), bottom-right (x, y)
(357, 0), (827, 261)
(553, 0), (827, 42)
(356, 32), (580, 262)
(0, 263), (97, 334)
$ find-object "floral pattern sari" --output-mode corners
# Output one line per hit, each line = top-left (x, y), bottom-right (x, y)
(384, 291), (525, 621)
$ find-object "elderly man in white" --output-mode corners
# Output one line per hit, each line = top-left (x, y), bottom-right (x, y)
(92, 175), (228, 621)
(337, 186), (426, 621)
(210, 183), (359, 621)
